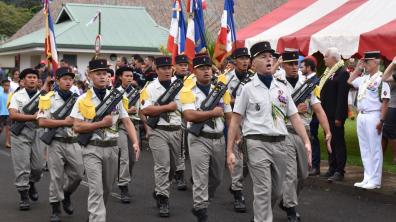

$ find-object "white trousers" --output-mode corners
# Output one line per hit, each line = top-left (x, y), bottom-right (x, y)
(357, 112), (383, 186)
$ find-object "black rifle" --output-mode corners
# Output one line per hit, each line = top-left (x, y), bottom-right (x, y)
(188, 77), (234, 137)
(292, 76), (320, 105)
(146, 78), (185, 129)
(40, 93), (79, 145)
(231, 70), (255, 98)
(77, 86), (130, 146)
(10, 90), (45, 135)
(127, 87), (140, 109)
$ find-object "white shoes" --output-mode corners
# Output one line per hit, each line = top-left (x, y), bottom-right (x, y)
(361, 183), (381, 190)
(354, 180), (368, 188)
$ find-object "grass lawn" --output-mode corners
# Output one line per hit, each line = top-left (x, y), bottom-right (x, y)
(318, 119), (396, 173)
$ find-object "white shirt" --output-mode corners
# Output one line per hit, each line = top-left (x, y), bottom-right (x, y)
(141, 77), (182, 126)
(70, 88), (129, 141)
(352, 72), (390, 112)
(181, 83), (232, 133)
(9, 81), (19, 93)
(233, 74), (298, 136)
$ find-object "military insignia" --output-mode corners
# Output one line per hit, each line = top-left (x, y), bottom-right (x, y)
(255, 103), (260, 111)
(278, 90), (287, 104)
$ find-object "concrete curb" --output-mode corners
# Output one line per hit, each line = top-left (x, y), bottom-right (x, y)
(305, 176), (396, 205)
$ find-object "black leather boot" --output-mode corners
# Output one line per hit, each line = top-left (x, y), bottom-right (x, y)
(157, 194), (170, 217)
(28, 182), (38, 201)
(175, 170), (187, 191)
(50, 202), (61, 222)
(62, 192), (74, 215)
(119, 186), (131, 204)
(192, 208), (208, 222)
(19, 190), (30, 211)
(232, 190), (247, 213)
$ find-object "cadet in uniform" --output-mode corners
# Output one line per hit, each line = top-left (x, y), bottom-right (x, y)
(348, 51), (390, 189)
(227, 41), (311, 222)
(219, 47), (253, 213)
(115, 66), (140, 203)
(9, 68), (43, 211)
(173, 54), (189, 190)
(181, 55), (232, 222)
(140, 56), (183, 217)
(37, 67), (84, 222)
(280, 50), (332, 221)
(70, 59), (140, 222)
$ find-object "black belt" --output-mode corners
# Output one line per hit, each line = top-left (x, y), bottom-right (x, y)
(88, 140), (117, 147)
(156, 125), (181, 131)
(360, 110), (380, 114)
(199, 132), (223, 139)
(132, 119), (140, 125)
(287, 126), (310, 135)
(53, 137), (78, 144)
(244, 134), (285, 142)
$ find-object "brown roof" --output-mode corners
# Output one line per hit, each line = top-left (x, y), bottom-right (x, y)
(10, 0), (286, 41)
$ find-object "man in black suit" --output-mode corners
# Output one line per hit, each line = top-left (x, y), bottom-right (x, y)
(318, 47), (350, 182)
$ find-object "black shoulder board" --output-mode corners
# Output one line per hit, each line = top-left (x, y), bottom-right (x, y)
(276, 78), (287, 85)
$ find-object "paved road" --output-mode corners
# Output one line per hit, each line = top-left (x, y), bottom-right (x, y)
(0, 142), (395, 222)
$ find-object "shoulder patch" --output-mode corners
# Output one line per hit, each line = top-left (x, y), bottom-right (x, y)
(38, 91), (55, 111)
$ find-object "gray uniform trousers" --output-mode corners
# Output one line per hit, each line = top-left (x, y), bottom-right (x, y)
(117, 123), (138, 186)
(231, 143), (244, 191)
(188, 134), (225, 209)
(83, 145), (119, 222)
(149, 128), (182, 197)
(282, 132), (309, 208)
(246, 138), (287, 222)
(48, 140), (84, 203)
(11, 127), (44, 191)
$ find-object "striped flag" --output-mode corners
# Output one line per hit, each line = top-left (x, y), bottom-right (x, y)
(44, 0), (58, 73)
(185, 0), (207, 61)
(167, 0), (187, 63)
(213, 0), (236, 66)
(86, 10), (101, 26)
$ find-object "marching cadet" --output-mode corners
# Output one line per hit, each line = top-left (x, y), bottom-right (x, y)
(280, 50), (332, 222)
(173, 54), (190, 190)
(70, 59), (140, 222)
(181, 55), (232, 222)
(115, 66), (140, 203)
(348, 51), (390, 190)
(140, 56), (183, 217)
(220, 47), (253, 213)
(9, 68), (43, 211)
(227, 41), (312, 222)
(37, 67), (84, 222)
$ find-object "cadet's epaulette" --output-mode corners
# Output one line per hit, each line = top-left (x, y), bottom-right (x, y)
(223, 90), (231, 105)
(6, 93), (13, 108)
(217, 74), (227, 84)
(180, 82), (196, 104)
(275, 77), (287, 85)
(38, 91), (55, 111)
(122, 95), (129, 111)
(78, 89), (95, 120)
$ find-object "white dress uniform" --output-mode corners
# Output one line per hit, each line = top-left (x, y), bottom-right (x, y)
(352, 71), (390, 187)
(141, 77), (184, 198)
(282, 73), (320, 209)
(234, 74), (298, 222)
(70, 88), (129, 222)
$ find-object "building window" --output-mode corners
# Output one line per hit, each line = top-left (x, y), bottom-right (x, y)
(62, 54), (77, 67)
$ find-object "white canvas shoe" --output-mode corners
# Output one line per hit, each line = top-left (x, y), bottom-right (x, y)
(354, 180), (368, 188)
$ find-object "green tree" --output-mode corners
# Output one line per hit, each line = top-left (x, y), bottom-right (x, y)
(0, 1), (33, 38)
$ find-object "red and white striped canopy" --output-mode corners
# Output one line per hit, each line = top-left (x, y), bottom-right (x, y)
(237, 0), (396, 60)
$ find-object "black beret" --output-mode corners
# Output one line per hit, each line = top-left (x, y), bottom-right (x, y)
(115, 66), (134, 77)
(250, 41), (274, 58)
(89, 59), (110, 72)
(56, 67), (75, 79)
(155, 56), (172, 67)
(175, 55), (189, 64)
(20, 68), (39, 79)
(364, 51), (381, 60)
(193, 55), (212, 69)
(232, 47), (250, 59)
(282, 49), (299, 63)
